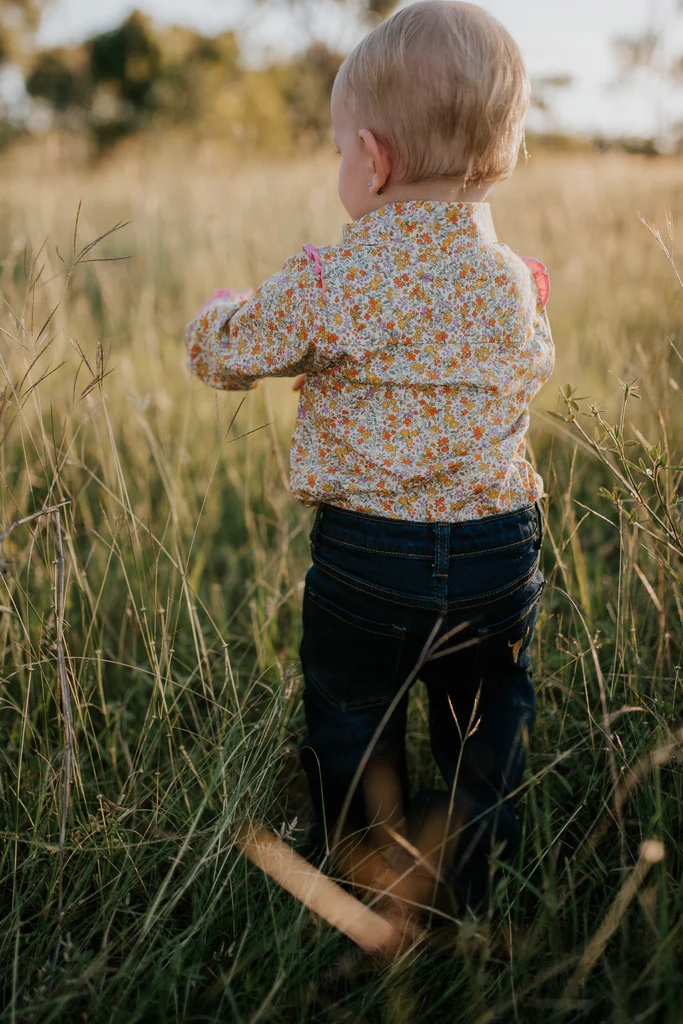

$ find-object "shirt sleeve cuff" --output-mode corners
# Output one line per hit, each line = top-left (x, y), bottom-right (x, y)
(185, 292), (259, 391)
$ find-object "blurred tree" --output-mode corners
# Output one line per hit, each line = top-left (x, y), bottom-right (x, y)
(612, 31), (660, 83)
(23, 8), (340, 154)
(363, 0), (396, 18)
(265, 0), (396, 27)
(89, 12), (161, 110)
(530, 73), (574, 128)
(609, 23), (683, 149)
(149, 27), (242, 129)
(25, 45), (90, 111)
(276, 41), (343, 144)
(0, 0), (48, 65)
(26, 13), (241, 147)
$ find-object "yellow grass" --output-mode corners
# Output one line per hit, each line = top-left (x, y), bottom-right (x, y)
(1, 141), (682, 1022)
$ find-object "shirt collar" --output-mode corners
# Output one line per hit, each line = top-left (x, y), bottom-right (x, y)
(339, 199), (498, 247)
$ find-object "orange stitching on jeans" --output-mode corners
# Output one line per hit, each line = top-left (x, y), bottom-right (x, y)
(434, 524), (449, 577)
(476, 580), (546, 637)
(448, 534), (536, 558)
(314, 561), (432, 610)
(318, 513), (537, 558)
(312, 552), (540, 612)
(308, 588), (405, 638)
(316, 534), (432, 558)
(315, 530), (534, 559)
(308, 670), (394, 710)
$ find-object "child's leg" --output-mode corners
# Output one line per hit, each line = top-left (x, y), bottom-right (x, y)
(419, 601), (540, 910)
(296, 500), (544, 911)
(298, 565), (414, 858)
(299, 682), (410, 854)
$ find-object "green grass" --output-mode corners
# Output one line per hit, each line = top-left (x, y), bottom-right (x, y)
(0, 145), (682, 1022)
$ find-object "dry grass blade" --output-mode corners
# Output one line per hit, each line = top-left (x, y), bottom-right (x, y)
(79, 368), (116, 402)
(237, 824), (414, 956)
(55, 218), (132, 269)
(0, 323), (23, 345)
(0, 501), (71, 572)
(35, 216), (132, 343)
(552, 585), (625, 855)
(475, 955), (582, 1024)
(426, 635), (480, 662)
(590, 728), (683, 845)
(73, 197), (82, 258)
(20, 362), (66, 404)
(16, 333), (58, 393)
(638, 211), (683, 289)
(54, 510), (74, 929)
(632, 562), (663, 613)
(563, 840), (665, 1000)
(381, 825), (447, 885)
(1, 293), (30, 338)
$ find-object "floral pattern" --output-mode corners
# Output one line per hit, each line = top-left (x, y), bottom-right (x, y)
(185, 200), (555, 522)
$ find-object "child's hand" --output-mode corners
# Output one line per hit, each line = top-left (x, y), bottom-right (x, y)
(293, 374), (307, 392)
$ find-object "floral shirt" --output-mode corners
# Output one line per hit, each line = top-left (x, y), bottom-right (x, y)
(185, 200), (554, 522)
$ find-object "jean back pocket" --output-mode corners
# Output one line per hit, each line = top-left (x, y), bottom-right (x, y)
(303, 586), (406, 710)
(476, 577), (546, 668)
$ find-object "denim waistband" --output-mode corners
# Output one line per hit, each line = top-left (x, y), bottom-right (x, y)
(311, 502), (543, 559)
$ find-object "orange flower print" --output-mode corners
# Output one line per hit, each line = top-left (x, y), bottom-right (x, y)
(184, 200), (554, 522)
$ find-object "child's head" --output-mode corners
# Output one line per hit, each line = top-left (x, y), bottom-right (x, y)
(332, 1), (530, 219)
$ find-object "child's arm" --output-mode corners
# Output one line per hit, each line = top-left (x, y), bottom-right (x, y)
(184, 251), (332, 392)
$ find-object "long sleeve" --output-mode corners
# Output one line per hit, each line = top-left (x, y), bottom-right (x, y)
(185, 251), (335, 392)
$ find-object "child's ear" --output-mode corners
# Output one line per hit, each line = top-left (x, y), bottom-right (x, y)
(359, 129), (392, 193)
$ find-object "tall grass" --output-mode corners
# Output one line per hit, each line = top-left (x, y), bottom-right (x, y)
(0, 142), (682, 1022)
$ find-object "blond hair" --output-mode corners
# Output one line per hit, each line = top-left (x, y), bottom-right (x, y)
(338, 1), (530, 186)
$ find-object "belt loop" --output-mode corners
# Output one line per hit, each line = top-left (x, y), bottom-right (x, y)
(432, 523), (450, 577)
(432, 522), (449, 609)
(534, 500), (544, 551)
(310, 505), (324, 551)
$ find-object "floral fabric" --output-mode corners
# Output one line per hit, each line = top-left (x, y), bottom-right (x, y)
(185, 200), (555, 522)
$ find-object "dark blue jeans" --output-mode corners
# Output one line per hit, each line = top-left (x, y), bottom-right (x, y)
(298, 502), (545, 909)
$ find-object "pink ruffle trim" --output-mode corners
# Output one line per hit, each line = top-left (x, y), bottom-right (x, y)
(302, 243), (327, 299)
(196, 287), (253, 318)
(516, 254), (551, 307)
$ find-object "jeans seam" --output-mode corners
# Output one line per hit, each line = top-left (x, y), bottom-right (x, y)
(308, 670), (394, 711)
(316, 534), (433, 558)
(312, 553), (540, 611)
(308, 587), (406, 639)
(447, 562), (541, 609)
(314, 559), (436, 609)
(476, 580), (546, 637)
(317, 532), (536, 559)
(435, 524), (449, 577)
(316, 507), (538, 558)
(448, 535), (537, 558)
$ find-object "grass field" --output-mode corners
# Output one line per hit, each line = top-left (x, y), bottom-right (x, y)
(1, 141), (682, 1022)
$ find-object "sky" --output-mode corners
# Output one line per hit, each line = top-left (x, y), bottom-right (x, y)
(34, 0), (683, 138)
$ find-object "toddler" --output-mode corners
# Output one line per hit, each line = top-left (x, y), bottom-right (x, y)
(185, 1), (554, 913)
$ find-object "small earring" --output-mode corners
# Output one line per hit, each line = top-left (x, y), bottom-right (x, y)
(377, 187), (384, 196)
